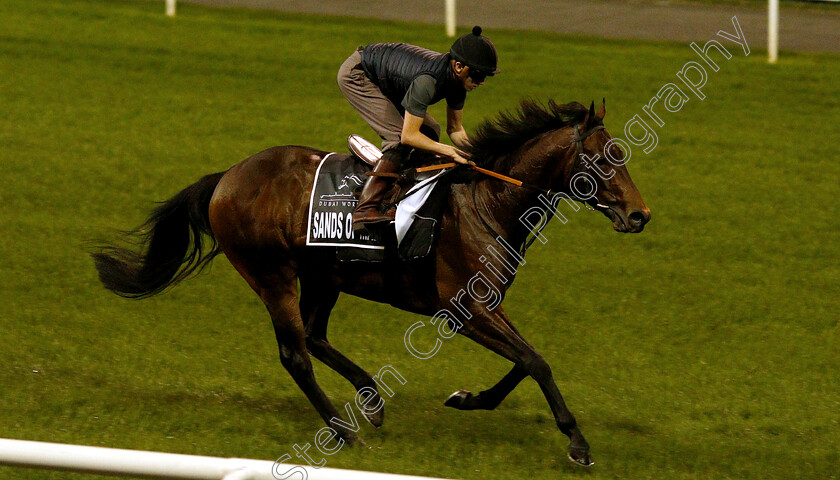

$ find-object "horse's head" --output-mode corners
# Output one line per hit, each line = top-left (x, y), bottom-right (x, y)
(560, 100), (651, 233)
(468, 99), (650, 235)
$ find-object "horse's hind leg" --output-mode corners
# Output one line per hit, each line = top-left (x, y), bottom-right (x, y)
(258, 268), (362, 445)
(300, 281), (385, 427)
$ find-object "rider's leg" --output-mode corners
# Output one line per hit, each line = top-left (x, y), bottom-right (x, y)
(337, 48), (404, 152)
(337, 51), (421, 229)
(352, 145), (407, 230)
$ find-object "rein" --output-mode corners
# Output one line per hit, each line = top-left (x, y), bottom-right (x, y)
(461, 123), (608, 256)
(418, 162), (554, 197)
(416, 124), (606, 198)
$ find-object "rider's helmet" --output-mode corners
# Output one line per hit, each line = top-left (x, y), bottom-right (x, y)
(449, 26), (500, 82)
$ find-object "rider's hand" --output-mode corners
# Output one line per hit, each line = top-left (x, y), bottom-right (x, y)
(449, 146), (475, 166)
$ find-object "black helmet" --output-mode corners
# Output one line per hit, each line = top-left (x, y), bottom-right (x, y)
(449, 26), (500, 76)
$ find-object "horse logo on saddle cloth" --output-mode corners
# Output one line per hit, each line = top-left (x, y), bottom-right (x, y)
(306, 135), (450, 262)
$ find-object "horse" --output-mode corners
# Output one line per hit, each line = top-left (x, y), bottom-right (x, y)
(92, 99), (650, 467)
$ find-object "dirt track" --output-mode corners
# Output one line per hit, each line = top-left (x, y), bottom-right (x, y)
(176, 0), (839, 53)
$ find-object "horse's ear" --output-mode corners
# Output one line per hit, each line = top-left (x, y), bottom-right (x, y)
(596, 98), (606, 121)
(582, 101), (594, 126)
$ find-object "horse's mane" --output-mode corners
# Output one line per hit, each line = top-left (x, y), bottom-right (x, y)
(466, 99), (597, 168)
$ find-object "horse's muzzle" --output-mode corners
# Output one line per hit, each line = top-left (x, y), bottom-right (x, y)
(626, 209), (651, 233)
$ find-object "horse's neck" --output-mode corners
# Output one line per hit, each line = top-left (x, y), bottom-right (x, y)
(472, 177), (538, 247)
(471, 129), (574, 248)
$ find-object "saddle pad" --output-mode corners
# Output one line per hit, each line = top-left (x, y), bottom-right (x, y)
(395, 169), (448, 244)
(306, 152), (449, 262)
(306, 153), (384, 250)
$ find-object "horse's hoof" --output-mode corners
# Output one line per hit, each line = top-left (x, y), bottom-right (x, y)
(444, 390), (475, 410)
(363, 408), (384, 428)
(342, 433), (365, 447)
(567, 446), (593, 467)
(358, 390), (384, 428)
(336, 429), (365, 447)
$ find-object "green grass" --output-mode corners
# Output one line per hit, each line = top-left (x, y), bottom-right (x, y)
(1, 0), (838, 479)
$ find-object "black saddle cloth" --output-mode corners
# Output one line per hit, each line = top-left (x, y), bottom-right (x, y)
(306, 152), (450, 263)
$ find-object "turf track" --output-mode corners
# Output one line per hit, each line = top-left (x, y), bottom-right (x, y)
(0, 1), (837, 479)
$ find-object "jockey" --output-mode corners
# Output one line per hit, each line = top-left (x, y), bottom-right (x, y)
(337, 26), (499, 231)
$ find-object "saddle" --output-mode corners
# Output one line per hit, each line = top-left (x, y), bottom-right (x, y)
(305, 136), (452, 263)
(348, 135), (450, 212)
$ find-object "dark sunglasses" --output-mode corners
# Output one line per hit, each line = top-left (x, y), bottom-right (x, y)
(468, 69), (488, 83)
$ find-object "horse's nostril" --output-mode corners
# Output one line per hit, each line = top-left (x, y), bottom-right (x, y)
(629, 211), (646, 225)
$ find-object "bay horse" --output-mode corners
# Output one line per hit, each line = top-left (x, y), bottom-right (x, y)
(92, 99), (650, 466)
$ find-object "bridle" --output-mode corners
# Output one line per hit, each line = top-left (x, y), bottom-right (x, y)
(470, 122), (609, 255)
(572, 124), (606, 169)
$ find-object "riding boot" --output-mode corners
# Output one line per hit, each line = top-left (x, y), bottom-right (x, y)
(352, 147), (403, 231)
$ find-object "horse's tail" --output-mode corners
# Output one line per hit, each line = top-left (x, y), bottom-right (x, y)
(91, 171), (226, 299)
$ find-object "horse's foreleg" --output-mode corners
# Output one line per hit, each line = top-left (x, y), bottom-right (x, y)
(444, 365), (528, 410)
(445, 308), (529, 410)
(260, 270), (363, 446)
(299, 283), (385, 428)
(458, 310), (592, 466)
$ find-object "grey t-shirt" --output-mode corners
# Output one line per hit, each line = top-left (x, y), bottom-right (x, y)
(401, 74), (466, 117)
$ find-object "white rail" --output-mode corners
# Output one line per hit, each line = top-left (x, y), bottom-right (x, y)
(768, 0), (778, 63)
(445, 0), (456, 37)
(0, 438), (450, 480)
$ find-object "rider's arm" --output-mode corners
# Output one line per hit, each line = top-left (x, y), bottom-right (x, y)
(400, 75), (471, 165)
(401, 113), (470, 164)
(446, 106), (470, 150)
